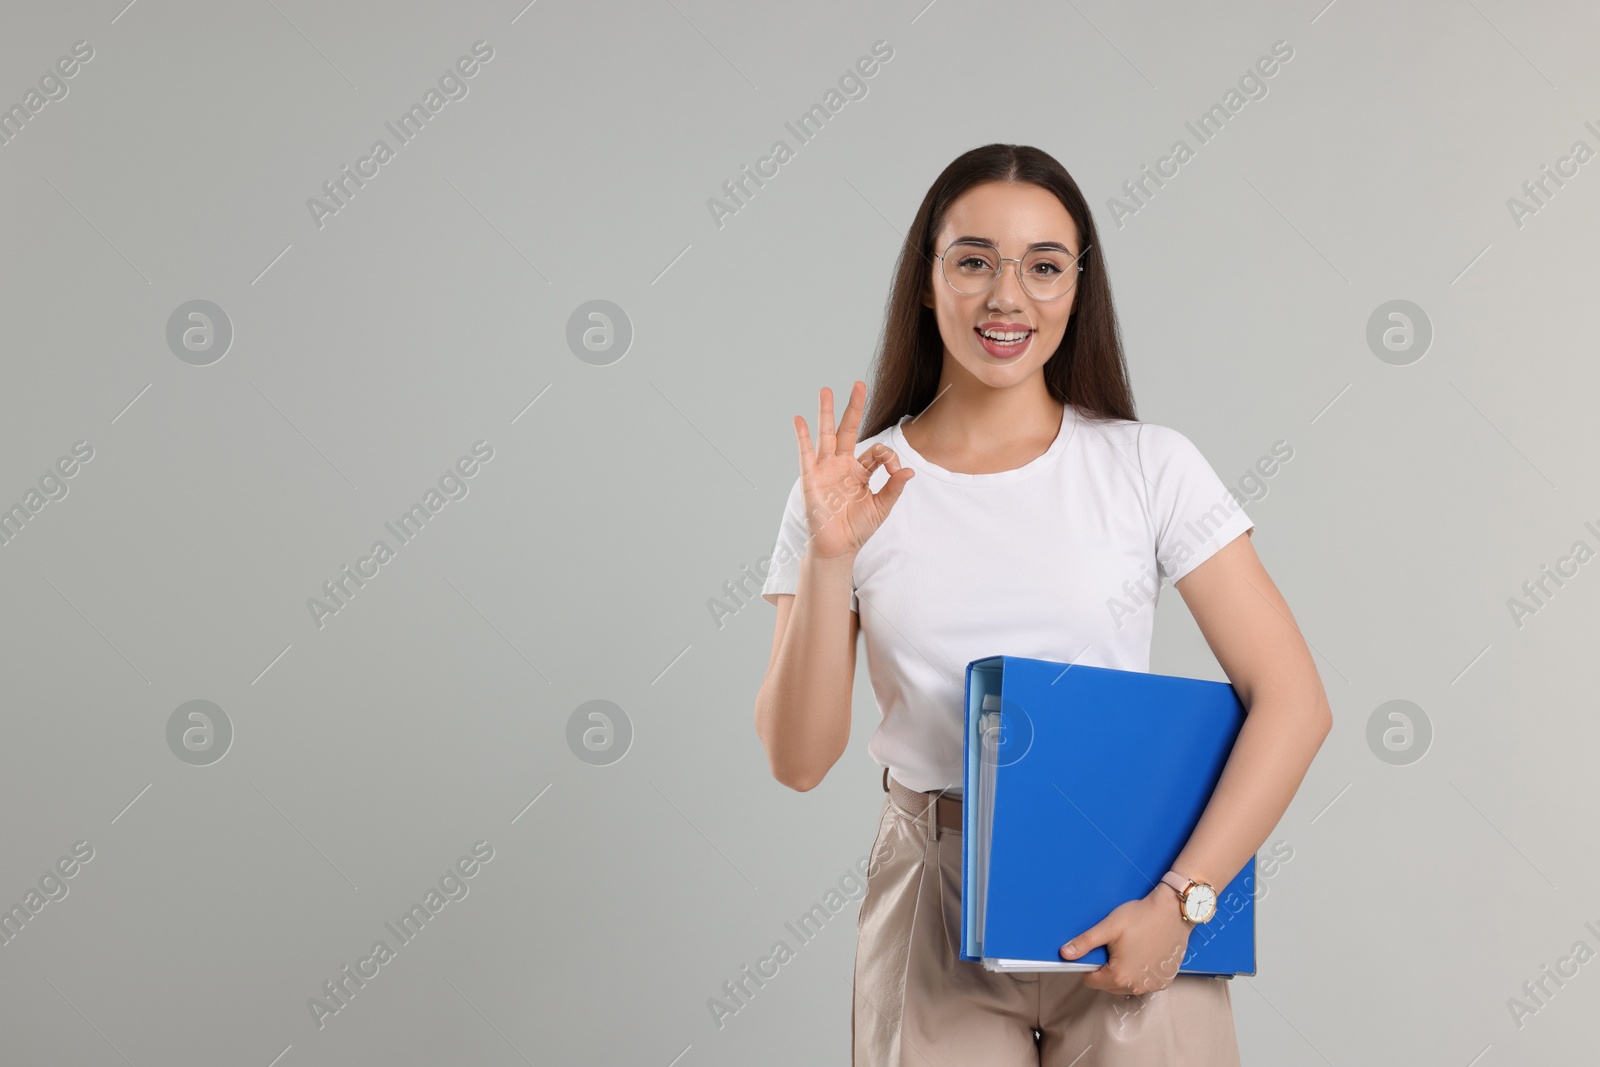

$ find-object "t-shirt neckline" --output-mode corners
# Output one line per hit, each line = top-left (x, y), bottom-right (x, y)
(890, 403), (1078, 486)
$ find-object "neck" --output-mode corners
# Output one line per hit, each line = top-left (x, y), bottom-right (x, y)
(908, 384), (1063, 453)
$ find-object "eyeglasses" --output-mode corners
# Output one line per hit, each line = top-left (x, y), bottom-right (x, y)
(934, 240), (1088, 301)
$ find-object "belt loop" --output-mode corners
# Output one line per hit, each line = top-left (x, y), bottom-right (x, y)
(882, 767), (890, 793)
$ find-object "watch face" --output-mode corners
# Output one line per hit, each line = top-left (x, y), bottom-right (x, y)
(1185, 884), (1218, 923)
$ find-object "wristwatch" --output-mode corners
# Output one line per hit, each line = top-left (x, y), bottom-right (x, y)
(1161, 870), (1218, 925)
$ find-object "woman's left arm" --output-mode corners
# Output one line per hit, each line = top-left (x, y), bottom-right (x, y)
(1166, 529), (1333, 897)
(1061, 531), (1333, 989)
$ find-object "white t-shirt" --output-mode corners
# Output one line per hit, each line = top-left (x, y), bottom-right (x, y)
(759, 402), (1254, 795)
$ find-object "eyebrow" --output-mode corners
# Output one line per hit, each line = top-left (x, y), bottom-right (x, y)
(949, 235), (1079, 255)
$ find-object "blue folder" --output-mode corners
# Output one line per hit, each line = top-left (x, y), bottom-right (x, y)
(961, 655), (1257, 977)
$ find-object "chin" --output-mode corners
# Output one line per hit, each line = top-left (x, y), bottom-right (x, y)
(967, 359), (1041, 384)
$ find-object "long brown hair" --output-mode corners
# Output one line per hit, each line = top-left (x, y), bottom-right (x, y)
(860, 144), (1137, 439)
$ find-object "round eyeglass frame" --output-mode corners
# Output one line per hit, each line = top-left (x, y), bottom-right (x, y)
(933, 241), (1090, 302)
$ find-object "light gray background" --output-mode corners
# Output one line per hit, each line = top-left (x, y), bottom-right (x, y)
(2, 0), (1596, 1064)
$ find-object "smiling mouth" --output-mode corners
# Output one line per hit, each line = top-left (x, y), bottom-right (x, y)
(975, 327), (1033, 356)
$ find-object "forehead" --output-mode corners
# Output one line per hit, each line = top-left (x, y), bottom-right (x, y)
(937, 181), (1079, 251)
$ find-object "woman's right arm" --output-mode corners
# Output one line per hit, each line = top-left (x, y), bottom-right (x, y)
(752, 381), (911, 792)
(755, 560), (860, 792)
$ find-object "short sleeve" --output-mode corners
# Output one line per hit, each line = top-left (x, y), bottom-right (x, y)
(759, 474), (859, 611)
(1138, 424), (1255, 584)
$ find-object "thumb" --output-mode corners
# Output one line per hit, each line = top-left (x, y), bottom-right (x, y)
(875, 465), (914, 513)
(1061, 920), (1112, 960)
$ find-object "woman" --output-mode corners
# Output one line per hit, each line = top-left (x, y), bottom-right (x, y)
(753, 144), (1331, 1066)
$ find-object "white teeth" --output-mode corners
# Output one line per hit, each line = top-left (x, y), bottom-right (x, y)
(981, 329), (1030, 342)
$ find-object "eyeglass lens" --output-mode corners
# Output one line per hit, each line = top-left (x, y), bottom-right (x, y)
(941, 242), (1081, 299)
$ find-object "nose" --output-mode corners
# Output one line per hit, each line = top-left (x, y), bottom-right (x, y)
(987, 261), (1028, 309)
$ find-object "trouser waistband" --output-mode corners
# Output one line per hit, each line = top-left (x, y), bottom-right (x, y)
(882, 766), (962, 833)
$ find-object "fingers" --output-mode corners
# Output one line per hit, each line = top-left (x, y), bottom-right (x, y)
(793, 415), (814, 475)
(855, 443), (901, 477)
(818, 386), (836, 457)
(1082, 971), (1112, 993)
(1084, 969), (1162, 996)
(793, 386), (895, 503)
(835, 380), (865, 455)
(855, 445), (914, 509)
(1085, 973), (1142, 995)
(816, 381), (866, 460)
(1062, 925), (1126, 991)
(1066, 921), (1171, 996)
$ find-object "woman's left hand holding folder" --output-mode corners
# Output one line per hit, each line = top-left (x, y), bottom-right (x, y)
(1058, 884), (1191, 995)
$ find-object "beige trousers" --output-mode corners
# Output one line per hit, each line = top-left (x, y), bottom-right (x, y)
(853, 775), (1242, 1066)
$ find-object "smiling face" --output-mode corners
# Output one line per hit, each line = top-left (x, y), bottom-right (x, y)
(922, 180), (1083, 389)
